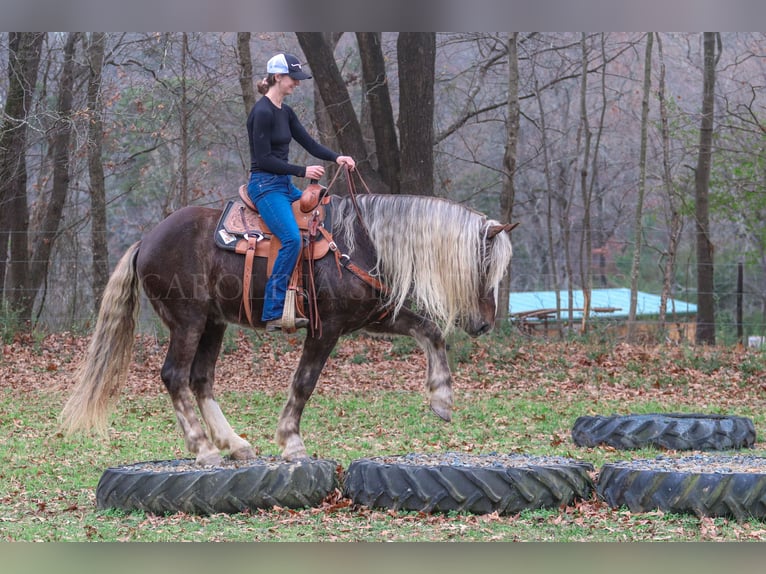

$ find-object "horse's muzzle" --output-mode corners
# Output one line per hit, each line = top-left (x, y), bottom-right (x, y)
(465, 320), (493, 337)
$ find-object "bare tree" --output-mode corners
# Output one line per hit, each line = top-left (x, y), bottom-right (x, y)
(237, 32), (255, 116)
(496, 32), (519, 321)
(577, 33), (593, 332)
(297, 32), (438, 196)
(24, 32), (82, 323)
(655, 33), (684, 338)
(357, 32), (400, 194)
(627, 33), (654, 341)
(0, 32), (45, 321)
(397, 33), (436, 195)
(695, 32), (718, 345)
(535, 77), (561, 320)
(86, 32), (108, 312)
(296, 33), (384, 191)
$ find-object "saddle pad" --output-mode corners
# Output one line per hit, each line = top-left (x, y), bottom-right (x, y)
(216, 200), (270, 248)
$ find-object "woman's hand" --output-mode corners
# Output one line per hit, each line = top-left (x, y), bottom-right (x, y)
(305, 165), (325, 180)
(336, 155), (356, 171)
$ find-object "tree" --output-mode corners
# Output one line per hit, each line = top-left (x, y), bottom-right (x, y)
(236, 32), (256, 116)
(627, 32), (654, 341)
(655, 33), (684, 337)
(357, 32), (400, 194)
(86, 32), (108, 312)
(496, 32), (519, 321)
(695, 32), (718, 345)
(0, 32), (45, 320)
(25, 32), (82, 323)
(397, 33), (436, 195)
(577, 33), (594, 333)
(296, 33), (436, 196)
(296, 33), (385, 192)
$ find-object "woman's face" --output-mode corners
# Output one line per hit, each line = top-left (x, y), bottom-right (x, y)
(275, 74), (300, 95)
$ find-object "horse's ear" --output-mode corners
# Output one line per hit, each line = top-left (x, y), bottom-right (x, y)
(487, 222), (520, 238)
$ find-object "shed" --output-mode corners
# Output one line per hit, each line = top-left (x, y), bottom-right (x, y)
(509, 288), (697, 340)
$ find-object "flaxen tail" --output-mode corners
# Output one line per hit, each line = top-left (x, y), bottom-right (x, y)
(59, 241), (141, 436)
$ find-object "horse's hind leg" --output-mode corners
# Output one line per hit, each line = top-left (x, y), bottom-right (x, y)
(275, 332), (340, 460)
(365, 309), (453, 422)
(162, 328), (223, 466)
(190, 320), (256, 460)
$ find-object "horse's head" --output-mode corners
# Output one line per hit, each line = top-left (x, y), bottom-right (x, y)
(462, 221), (518, 337)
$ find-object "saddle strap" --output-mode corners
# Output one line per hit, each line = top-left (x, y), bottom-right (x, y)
(241, 236), (258, 326)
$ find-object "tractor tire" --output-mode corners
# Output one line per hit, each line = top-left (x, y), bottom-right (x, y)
(96, 457), (339, 515)
(597, 455), (766, 521)
(571, 413), (756, 451)
(343, 453), (594, 516)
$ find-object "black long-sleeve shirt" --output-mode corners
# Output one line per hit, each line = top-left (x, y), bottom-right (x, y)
(247, 96), (338, 177)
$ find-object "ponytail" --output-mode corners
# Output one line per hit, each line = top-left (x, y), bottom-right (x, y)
(257, 73), (277, 95)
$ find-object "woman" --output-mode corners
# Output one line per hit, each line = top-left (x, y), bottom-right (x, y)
(247, 53), (355, 332)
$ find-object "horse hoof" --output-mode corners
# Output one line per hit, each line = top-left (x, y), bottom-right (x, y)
(230, 446), (258, 460)
(430, 388), (453, 422)
(195, 451), (224, 466)
(430, 404), (452, 422)
(278, 434), (308, 461)
(281, 448), (309, 461)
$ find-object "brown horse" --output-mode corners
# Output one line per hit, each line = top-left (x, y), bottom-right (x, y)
(60, 193), (515, 465)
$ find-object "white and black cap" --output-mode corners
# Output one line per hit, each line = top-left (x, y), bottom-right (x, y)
(266, 53), (312, 80)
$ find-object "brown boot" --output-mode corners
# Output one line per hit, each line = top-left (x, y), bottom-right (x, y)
(265, 318), (309, 332)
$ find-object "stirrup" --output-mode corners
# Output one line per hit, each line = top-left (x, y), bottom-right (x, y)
(265, 318), (309, 332)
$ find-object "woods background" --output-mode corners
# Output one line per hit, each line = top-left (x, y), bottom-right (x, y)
(0, 32), (764, 344)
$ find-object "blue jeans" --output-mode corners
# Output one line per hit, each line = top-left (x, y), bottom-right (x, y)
(247, 172), (303, 322)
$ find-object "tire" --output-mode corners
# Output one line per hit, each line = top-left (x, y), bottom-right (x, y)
(96, 457), (339, 515)
(597, 455), (766, 520)
(571, 413), (756, 450)
(343, 453), (594, 516)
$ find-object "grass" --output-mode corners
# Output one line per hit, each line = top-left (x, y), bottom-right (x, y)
(2, 387), (766, 541)
(2, 330), (766, 541)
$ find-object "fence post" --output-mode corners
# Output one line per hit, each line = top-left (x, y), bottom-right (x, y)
(737, 261), (743, 345)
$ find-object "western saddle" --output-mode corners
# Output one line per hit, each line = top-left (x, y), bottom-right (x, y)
(214, 182), (332, 332)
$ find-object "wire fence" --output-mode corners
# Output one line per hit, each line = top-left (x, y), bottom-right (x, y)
(3, 246), (764, 348)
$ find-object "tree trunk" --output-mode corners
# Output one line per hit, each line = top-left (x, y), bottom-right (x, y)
(627, 32), (653, 342)
(497, 32), (519, 322)
(656, 33), (683, 339)
(578, 33), (593, 334)
(536, 79), (561, 323)
(178, 32), (190, 208)
(357, 32), (400, 194)
(236, 32), (256, 116)
(397, 33), (435, 195)
(312, 33), (342, 182)
(296, 33), (388, 193)
(589, 36), (609, 292)
(87, 32), (108, 313)
(24, 32), (81, 323)
(695, 32), (717, 345)
(0, 32), (45, 319)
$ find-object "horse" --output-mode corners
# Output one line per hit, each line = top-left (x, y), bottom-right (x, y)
(59, 192), (515, 465)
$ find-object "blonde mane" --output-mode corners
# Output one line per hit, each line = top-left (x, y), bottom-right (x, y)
(334, 194), (513, 334)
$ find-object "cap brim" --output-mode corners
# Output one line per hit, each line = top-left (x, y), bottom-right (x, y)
(289, 71), (312, 80)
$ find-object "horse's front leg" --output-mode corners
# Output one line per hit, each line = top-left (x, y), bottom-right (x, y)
(364, 310), (453, 422)
(275, 332), (340, 460)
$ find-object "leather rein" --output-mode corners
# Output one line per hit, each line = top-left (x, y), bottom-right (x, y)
(304, 166), (389, 335)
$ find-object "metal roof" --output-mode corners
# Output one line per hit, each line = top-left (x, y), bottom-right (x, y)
(509, 288), (697, 320)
